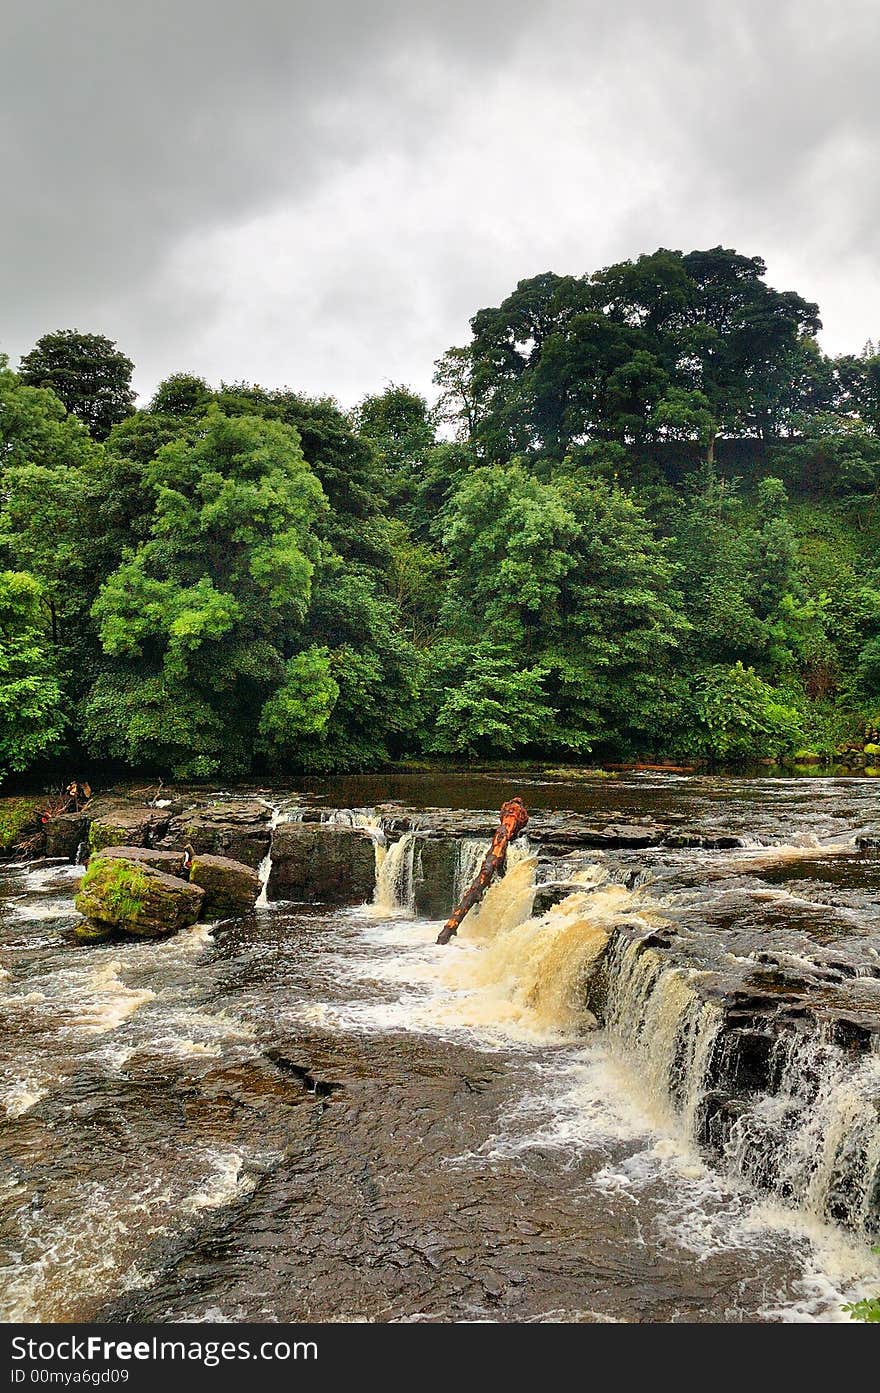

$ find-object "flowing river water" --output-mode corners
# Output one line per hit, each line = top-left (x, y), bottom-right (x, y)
(1, 773), (879, 1323)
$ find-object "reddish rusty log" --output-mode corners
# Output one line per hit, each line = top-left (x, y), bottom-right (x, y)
(436, 797), (529, 945)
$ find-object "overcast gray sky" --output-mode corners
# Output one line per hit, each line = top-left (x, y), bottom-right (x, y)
(3, 1), (879, 407)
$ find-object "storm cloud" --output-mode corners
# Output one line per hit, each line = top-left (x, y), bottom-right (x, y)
(3, 0), (879, 405)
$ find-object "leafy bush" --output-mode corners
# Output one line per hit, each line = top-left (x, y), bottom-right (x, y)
(690, 662), (804, 760)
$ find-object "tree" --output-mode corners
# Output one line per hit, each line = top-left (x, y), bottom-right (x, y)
(352, 384), (438, 525)
(449, 250), (820, 467)
(424, 642), (557, 758)
(776, 415), (880, 501)
(676, 249), (821, 439)
(433, 346), (481, 443)
(648, 387), (717, 462)
(380, 520), (446, 647)
(0, 571), (66, 779)
(0, 356), (96, 475)
(0, 362), (101, 673)
(256, 646), (340, 760)
(210, 383), (387, 564)
(19, 330), (136, 439)
(83, 410), (326, 777)
(836, 351), (880, 436)
(354, 384), (436, 464)
(148, 373), (212, 417)
(671, 472), (772, 671)
(438, 464), (687, 754)
(285, 564), (418, 771)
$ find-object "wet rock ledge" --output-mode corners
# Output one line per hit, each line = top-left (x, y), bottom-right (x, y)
(1, 786), (774, 870)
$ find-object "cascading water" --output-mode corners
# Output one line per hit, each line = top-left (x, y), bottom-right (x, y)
(256, 804), (300, 907)
(425, 845), (880, 1240)
(603, 937), (724, 1132)
(328, 809), (386, 838)
(373, 831), (417, 913)
(453, 838), (489, 902)
(722, 1027), (880, 1236)
(441, 861), (625, 1036)
(314, 808), (414, 913)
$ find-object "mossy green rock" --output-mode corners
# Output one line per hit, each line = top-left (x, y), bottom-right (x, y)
(88, 821), (126, 854)
(189, 853), (260, 918)
(0, 797), (44, 854)
(74, 921), (113, 943)
(85, 798), (171, 854)
(75, 856), (204, 938)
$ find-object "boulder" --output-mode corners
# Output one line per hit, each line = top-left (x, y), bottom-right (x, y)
(267, 823), (376, 904)
(44, 812), (89, 860)
(91, 844), (188, 877)
(75, 856), (204, 938)
(158, 798), (272, 870)
(86, 797), (171, 853)
(188, 852), (260, 918)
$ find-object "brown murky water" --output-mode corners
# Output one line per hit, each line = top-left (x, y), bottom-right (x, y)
(1, 775), (879, 1323)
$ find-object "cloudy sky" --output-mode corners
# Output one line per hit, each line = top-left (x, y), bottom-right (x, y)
(3, 1), (879, 407)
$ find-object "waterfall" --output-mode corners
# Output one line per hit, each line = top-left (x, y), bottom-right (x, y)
(448, 866), (618, 1034)
(456, 847), (537, 941)
(601, 933), (880, 1238)
(722, 1028), (880, 1236)
(454, 838), (489, 902)
(433, 854), (880, 1236)
(437, 858), (647, 1038)
(328, 809), (386, 842)
(256, 805), (300, 909)
(325, 809), (406, 912)
(450, 835), (534, 914)
(604, 937), (723, 1130)
(373, 832), (417, 913)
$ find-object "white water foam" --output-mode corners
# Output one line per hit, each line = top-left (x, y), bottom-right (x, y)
(256, 805), (300, 908)
(3, 1078), (48, 1118)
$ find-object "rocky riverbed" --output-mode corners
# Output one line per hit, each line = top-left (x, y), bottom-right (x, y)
(1, 773), (879, 1321)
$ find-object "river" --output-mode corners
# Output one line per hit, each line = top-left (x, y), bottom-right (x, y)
(1, 773), (879, 1323)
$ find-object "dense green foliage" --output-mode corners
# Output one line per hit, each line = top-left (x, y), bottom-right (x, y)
(0, 570), (66, 777)
(2, 245), (879, 780)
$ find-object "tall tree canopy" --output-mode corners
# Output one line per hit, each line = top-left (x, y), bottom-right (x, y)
(455, 249), (820, 465)
(18, 330), (136, 439)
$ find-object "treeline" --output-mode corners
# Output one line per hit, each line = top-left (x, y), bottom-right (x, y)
(2, 247), (880, 782)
